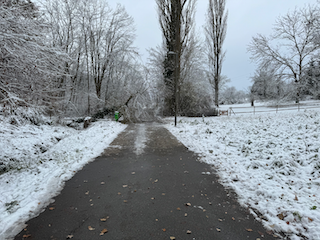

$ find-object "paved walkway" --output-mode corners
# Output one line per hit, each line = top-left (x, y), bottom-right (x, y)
(15, 123), (276, 240)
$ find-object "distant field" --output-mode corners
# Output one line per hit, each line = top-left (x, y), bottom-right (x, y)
(219, 100), (320, 115)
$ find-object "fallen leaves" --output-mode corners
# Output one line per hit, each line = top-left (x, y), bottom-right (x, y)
(216, 228), (221, 232)
(100, 216), (109, 222)
(170, 237), (176, 240)
(100, 229), (108, 235)
(176, 207), (181, 211)
(88, 226), (95, 231)
(185, 203), (191, 206)
(246, 228), (253, 232)
(49, 207), (55, 211)
(66, 235), (73, 239)
(123, 185), (128, 188)
(277, 213), (285, 220)
(22, 234), (31, 238)
(162, 228), (166, 232)
(186, 230), (192, 234)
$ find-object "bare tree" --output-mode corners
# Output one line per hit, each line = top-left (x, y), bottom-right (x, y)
(251, 66), (286, 102)
(43, 0), (138, 115)
(248, 5), (320, 103)
(204, 0), (228, 107)
(0, 0), (67, 111)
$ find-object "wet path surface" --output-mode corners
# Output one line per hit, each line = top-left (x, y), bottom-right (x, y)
(15, 123), (276, 240)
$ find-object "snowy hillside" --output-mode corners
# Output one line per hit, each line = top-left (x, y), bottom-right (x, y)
(166, 111), (320, 240)
(0, 119), (126, 239)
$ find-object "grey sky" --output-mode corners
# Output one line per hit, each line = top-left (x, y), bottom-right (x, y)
(109, 0), (318, 91)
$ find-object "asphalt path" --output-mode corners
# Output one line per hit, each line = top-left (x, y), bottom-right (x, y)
(15, 123), (277, 240)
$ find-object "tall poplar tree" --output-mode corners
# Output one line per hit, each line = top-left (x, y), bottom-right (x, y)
(156, 0), (197, 116)
(204, 0), (228, 107)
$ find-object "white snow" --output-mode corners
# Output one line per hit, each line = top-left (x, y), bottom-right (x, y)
(166, 110), (320, 240)
(134, 124), (147, 155)
(220, 100), (320, 116)
(0, 119), (126, 240)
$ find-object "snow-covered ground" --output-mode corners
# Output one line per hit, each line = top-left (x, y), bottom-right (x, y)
(219, 100), (320, 116)
(166, 110), (320, 240)
(0, 118), (126, 240)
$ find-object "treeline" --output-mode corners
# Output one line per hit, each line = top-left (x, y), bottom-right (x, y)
(0, 0), (153, 122)
(249, 4), (320, 104)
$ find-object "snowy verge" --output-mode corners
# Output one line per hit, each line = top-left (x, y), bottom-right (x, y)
(166, 111), (320, 240)
(0, 120), (126, 240)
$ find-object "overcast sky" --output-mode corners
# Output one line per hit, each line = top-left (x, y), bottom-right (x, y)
(108, 0), (318, 91)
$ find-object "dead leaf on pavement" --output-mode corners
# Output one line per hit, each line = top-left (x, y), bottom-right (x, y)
(294, 195), (298, 201)
(100, 217), (109, 222)
(185, 213), (187, 217)
(88, 226), (95, 231)
(123, 200), (128, 203)
(216, 228), (221, 232)
(232, 217), (235, 221)
(118, 192), (121, 195)
(218, 219), (223, 222)
(246, 228), (253, 232)
(66, 235), (73, 239)
(177, 207), (181, 211)
(101, 182), (105, 185)
(162, 228), (166, 232)
(123, 185), (128, 188)
(162, 193), (166, 195)
(154, 179), (158, 183)
(185, 203), (191, 206)
(49, 207), (55, 211)
(170, 237), (175, 240)
(131, 172), (135, 174)
(100, 229), (108, 235)
(23, 234), (31, 238)
(85, 191), (89, 195)
(186, 230), (192, 234)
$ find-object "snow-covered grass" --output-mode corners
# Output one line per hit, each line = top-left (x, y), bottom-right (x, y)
(0, 118), (126, 240)
(220, 100), (320, 116)
(166, 111), (320, 240)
